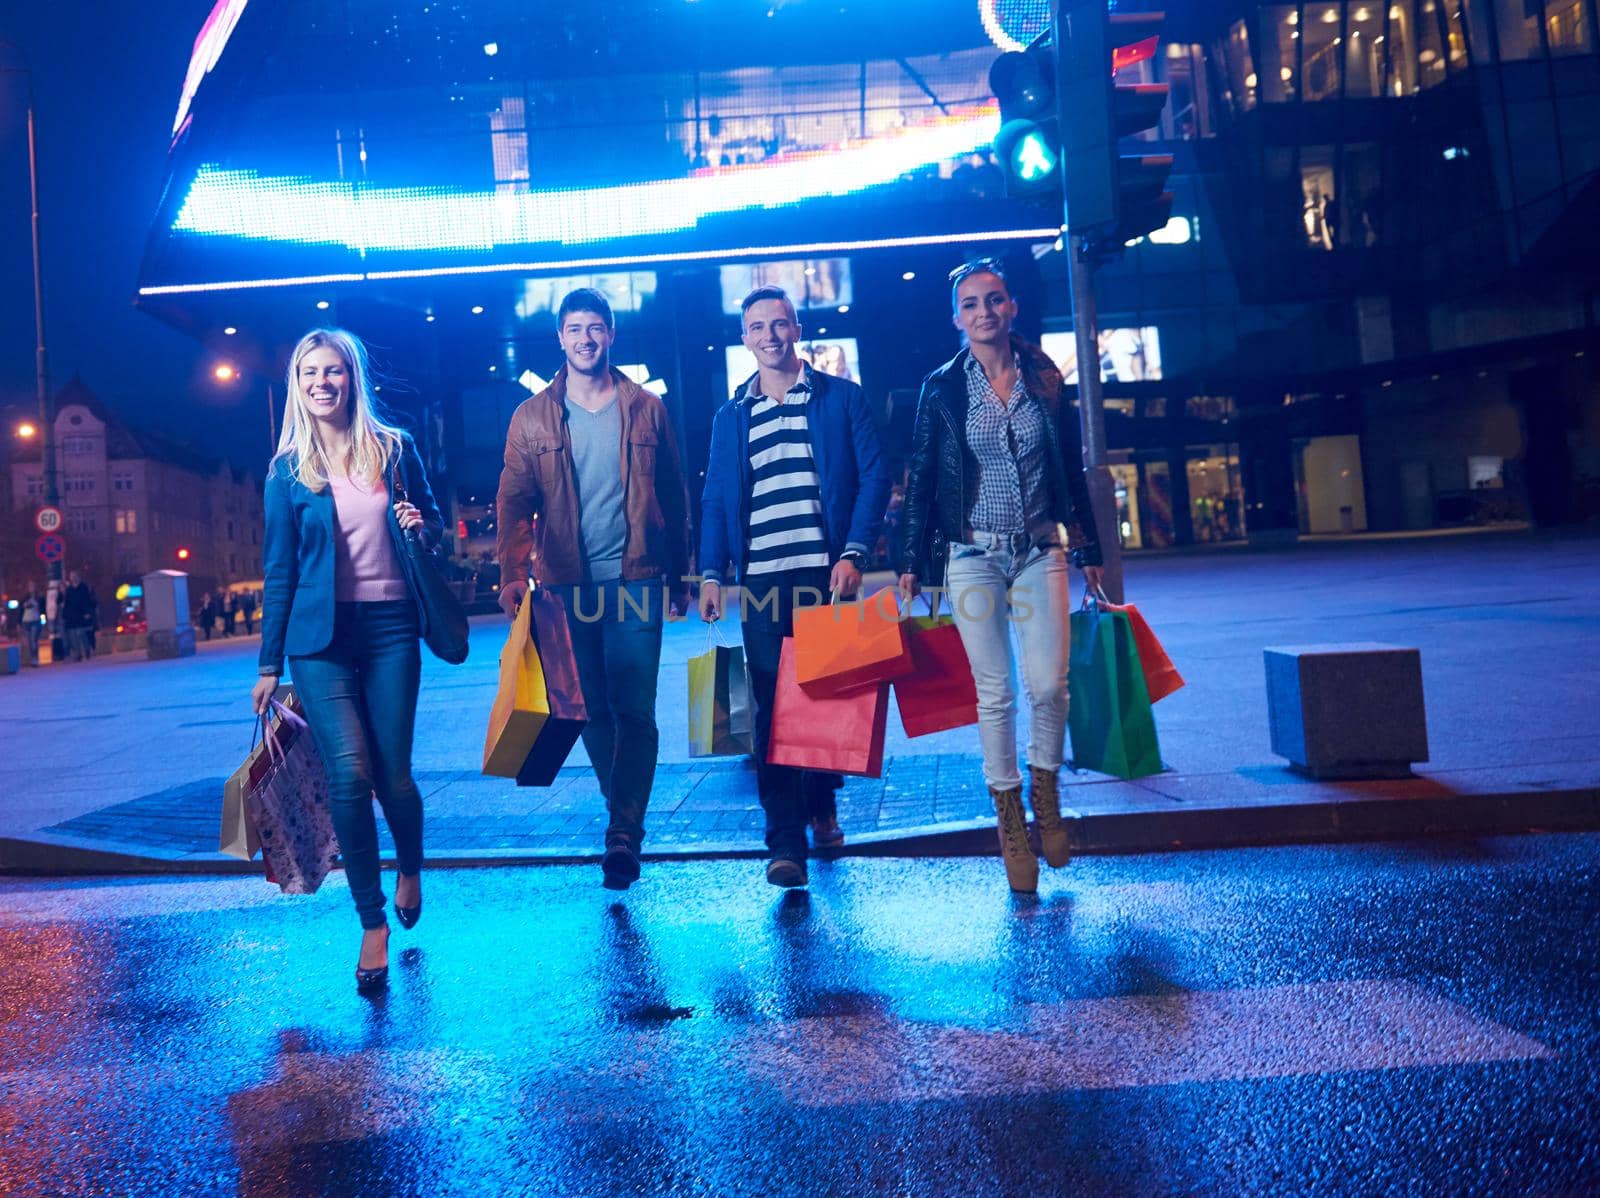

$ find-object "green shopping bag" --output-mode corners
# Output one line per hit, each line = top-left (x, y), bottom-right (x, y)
(1068, 597), (1163, 779)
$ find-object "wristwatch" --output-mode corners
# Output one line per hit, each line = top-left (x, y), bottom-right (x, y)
(839, 550), (866, 568)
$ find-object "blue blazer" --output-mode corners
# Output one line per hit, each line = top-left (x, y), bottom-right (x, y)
(698, 368), (888, 585)
(258, 434), (444, 674)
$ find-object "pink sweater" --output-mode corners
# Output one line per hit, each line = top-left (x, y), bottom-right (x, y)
(328, 474), (408, 602)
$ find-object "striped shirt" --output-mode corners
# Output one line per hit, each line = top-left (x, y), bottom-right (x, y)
(744, 369), (831, 577)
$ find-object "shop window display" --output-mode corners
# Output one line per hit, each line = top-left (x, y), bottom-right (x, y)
(1187, 444), (1248, 542)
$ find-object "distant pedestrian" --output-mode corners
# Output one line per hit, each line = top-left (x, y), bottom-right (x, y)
(241, 591), (256, 636)
(897, 258), (1105, 895)
(62, 571), (97, 663)
(198, 592), (215, 641)
(253, 327), (448, 996)
(222, 592), (238, 637)
(20, 586), (41, 666)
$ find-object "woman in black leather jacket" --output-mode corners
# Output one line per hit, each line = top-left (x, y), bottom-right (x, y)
(897, 258), (1104, 894)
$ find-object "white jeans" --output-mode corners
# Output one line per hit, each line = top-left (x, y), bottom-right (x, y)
(945, 540), (1071, 791)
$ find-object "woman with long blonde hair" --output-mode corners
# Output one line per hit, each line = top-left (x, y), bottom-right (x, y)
(252, 328), (445, 994)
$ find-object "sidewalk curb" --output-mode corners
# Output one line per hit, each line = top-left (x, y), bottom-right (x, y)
(4, 787), (1597, 877)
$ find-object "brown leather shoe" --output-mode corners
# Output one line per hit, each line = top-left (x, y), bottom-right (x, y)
(1029, 766), (1070, 869)
(990, 785), (1039, 893)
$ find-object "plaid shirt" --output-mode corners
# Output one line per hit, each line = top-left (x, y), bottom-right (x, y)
(963, 352), (1052, 536)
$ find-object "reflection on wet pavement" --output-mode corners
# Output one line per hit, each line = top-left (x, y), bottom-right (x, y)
(2, 839), (1598, 1194)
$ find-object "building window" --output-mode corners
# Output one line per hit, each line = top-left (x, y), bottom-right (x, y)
(61, 435), (96, 457)
(66, 512), (97, 534)
(1188, 443), (1247, 542)
(115, 510), (138, 535)
(1302, 4), (1344, 100)
(1186, 395), (1237, 421)
(1262, 6), (1300, 102)
(1214, 20), (1258, 112)
(112, 472), (135, 492)
(1546, 0), (1592, 52)
(226, 519), (236, 541)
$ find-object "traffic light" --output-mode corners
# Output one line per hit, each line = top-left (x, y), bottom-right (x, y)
(989, 43), (1061, 198)
(1056, 3), (1174, 250)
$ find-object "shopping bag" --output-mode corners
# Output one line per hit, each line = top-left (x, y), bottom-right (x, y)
(687, 627), (755, 758)
(483, 595), (548, 776)
(245, 699), (341, 894)
(482, 589), (590, 785)
(220, 720), (271, 861)
(1097, 598), (1184, 703)
(792, 587), (914, 695)
(892, 615), (978, 737)
(768, 638), (889, 777)
(1067, 599), (1163, 779)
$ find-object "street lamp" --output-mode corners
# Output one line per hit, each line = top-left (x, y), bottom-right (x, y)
(211, 361), (278, 447)
(1, 40), (59, 585)
(15, 422), (36, 439)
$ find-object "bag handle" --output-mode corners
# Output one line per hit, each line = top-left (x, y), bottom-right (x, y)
(705, 620), (732, 651)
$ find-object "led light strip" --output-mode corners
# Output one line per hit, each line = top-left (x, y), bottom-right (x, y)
(171, 110), (1002, 253)
(137, 227), (1063, 296)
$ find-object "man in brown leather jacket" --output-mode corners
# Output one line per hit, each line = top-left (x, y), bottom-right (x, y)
(495, 288), (692, 889)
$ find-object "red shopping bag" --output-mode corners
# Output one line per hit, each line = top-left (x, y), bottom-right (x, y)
(1096, 599), (1184, 703)
(768, 638), (889, 777)
(792, 587), (914, 696)
(892, 616), (978, 737)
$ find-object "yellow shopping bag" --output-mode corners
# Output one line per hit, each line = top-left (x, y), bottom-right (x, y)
(482, 596), (551, 777)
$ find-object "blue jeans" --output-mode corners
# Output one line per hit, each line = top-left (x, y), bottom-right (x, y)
(945, 540), (1072, 792)
(561, 579), (665, 850)
(289, 600), (424, 931)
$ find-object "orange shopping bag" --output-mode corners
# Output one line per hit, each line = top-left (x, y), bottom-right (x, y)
(1096, 598), (1184, 703)
(792, 587), (913, 696)
(768, 638), (889, 777)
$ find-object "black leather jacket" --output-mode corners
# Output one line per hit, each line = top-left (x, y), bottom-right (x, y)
(898, 336), (1103, 583)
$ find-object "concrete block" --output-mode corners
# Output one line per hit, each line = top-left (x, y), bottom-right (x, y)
(0, 643), (18, 675)
(1264, 643), (1428, 779)
(147, 626), (196, 661)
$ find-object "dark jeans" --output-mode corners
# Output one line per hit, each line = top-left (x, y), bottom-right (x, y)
(289, 600), (424, 931)
(561, 579), (665, 850)
(740, 566), (843, 861)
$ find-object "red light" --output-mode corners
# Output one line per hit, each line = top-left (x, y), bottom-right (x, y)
(457, 520), (468, 539)
(177, 548), (191, 560)
(1113, 35), (1159, 73)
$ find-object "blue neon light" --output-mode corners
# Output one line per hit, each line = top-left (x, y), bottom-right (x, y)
(172, 113), (1001, 253)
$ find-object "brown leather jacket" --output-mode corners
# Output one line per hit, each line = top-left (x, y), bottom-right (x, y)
(495, 367), (692, 595)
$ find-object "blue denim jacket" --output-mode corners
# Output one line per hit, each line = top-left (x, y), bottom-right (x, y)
(258, 434), (443, 674)
(698, 368), (888, 585)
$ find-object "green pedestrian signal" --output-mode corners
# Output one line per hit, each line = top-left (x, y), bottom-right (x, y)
(1013, 129), (1058, 182)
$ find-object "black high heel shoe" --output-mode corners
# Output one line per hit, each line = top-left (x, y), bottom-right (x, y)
(356, 926), (390, 994)
(394, 875), (422, 930)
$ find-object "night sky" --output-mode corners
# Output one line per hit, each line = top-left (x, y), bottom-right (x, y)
(0, 4), (261, 466)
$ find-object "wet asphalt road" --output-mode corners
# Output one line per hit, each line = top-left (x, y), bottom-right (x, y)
(2, 836), (1598, 1196)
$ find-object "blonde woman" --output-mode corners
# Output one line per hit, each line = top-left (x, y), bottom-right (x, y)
(251, 329), (444, 994)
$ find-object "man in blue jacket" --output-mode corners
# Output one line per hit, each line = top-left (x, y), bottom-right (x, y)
(698, 285), (889, 888)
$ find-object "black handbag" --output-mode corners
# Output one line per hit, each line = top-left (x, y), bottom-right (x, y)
(391, 460), (469, 665)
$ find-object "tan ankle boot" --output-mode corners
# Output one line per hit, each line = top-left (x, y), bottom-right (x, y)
(1029, 766), (1070, 869)
(990, 785), (1039, 893)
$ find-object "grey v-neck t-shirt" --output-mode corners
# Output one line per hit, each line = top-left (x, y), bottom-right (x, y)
(564, 394), (626, 582)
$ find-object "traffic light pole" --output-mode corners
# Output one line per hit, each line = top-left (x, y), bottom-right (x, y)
(1066, 233), (1124, 604)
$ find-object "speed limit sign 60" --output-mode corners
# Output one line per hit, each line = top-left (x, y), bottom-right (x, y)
(34, 506), (63, 534)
